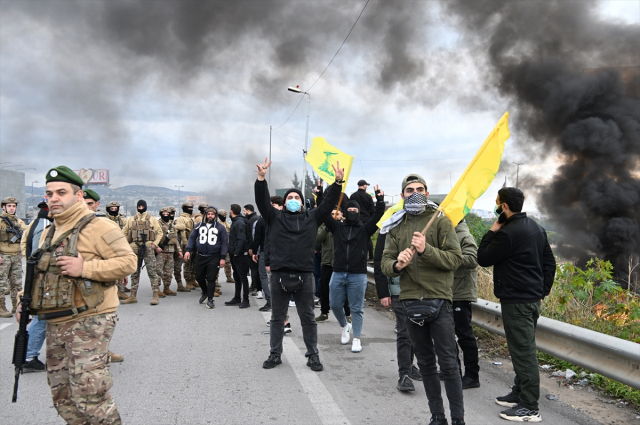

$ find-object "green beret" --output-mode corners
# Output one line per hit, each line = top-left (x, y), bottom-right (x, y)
(83, 188), (100, 201)
(46, 166), (85, 187)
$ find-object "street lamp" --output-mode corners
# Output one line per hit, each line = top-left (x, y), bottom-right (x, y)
(513, 162), (524, 188)
(31, 180), (39, 211)
(288, 85), (310, 198)
(175, 185), (184, 206)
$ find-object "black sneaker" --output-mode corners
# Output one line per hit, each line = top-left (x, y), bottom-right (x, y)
(259, 301), (271, 312)
(262, 354), (282, 369)
(22, 357), (45, 373)
(199, 293), (207, 304)
(314, 300), (321, 308)
(410, 365), (422, 381)
(239, 300), (250, 309)
(495, 391), (520, 407)
(307, 354), (323, 372)
(284, 323), (292, 334)
(428, 413), (448, 425)
(451, 418), (465, 425)
(225, 297), (242, 306)
(461, 375), (480, 389)
(499, 405), (541, 422)
(206, 299), (215, 309)
(397, 375), (415, 392)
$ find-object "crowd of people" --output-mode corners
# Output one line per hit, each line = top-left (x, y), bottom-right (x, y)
(2, 161), (556, 424)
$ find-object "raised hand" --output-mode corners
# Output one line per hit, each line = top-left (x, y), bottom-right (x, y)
(374, 184), (384, 197)
(256, 157), (272, 181)
(331, 161), (345, 182)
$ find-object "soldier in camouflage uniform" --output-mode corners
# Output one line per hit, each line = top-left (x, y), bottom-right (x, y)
(217, 209), (235, 283)
(0, 196), (27, 318)
(105, 201), (130, 299)
(175, 201), (197, 289)
(169, 207), (189, 292)
(16, 165), (137, 424)
(157, 207), (181, 296)
(121, 199), (163, 305)
(193, 202), (208, 224)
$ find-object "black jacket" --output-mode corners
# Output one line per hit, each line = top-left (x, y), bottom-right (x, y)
(255, 179), (341, 273)
(251, 216), (267, 253)
(324, 192), (385, 274)
(245, 212), (259, 249)
(186, 221), (228, 257)
(228, 215), (249, 256)
(349, 188), (375, 222)
(477, 212), (556, 304)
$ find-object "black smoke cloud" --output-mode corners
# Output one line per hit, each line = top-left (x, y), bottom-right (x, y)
(445, 0), (640, 274)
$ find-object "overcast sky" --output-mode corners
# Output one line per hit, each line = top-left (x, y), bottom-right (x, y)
(1, 0), (638, 212)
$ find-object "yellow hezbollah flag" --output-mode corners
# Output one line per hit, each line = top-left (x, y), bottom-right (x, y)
(439, 112), (510, 225)
(377, 199), (404, 229)
(306, 137), (354, 192)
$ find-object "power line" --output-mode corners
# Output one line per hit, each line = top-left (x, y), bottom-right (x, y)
(274, 0), (370, 129)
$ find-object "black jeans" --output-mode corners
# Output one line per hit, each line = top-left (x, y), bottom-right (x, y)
(392, 295), (415, 377)
(453, 301), (479, 380)
(319, 265), (350, 316)
(269, 271), (318, 357)
(249, 256), (261, 291)
(231, 254), (250, 301)
(405, 300), (464, 419)
(195, 255), (220, 301)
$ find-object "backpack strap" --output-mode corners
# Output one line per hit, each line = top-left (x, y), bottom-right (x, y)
(66, 214), (97, 257)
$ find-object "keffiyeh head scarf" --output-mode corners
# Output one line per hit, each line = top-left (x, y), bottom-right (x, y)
(379, 196), (440, 234)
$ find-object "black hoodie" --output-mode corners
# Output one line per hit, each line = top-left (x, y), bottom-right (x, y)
(255, 179), (340, 273)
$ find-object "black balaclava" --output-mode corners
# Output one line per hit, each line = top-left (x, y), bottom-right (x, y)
(38, 207), (51, 221)
(219, 214), (226, 222)
(345, 200), (360, 225)
(169, 211), (176, 220)
(182, 205), (193, 214)
(137, 200), (147, 214)
(199, 206), (206, 214)
(108, 207), (119, 217)
(161, 213), (171, 223)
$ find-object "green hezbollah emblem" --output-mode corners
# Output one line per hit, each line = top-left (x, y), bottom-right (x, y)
(319, 151), (338, 176)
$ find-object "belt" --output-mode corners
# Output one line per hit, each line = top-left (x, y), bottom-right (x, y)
(37, 306), (89, 321)
(198, 253), (219, 257)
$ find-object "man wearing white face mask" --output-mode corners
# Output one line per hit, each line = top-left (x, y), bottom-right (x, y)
(254, 158), (343, 372)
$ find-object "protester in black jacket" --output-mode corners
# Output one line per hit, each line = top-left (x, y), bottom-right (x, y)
(225, 204), (251, 309)
(255, 158), (342, 372)
(185, 206), (228, 308)
(250, 214), (271, 309)
(324, 187), (384, 353)
(244, 204), (261, 294)
(350, 180), (376, 260)
(477, 187), (556, 423)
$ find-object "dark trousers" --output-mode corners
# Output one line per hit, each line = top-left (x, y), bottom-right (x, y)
(249, 256), (260, 291)
(453, 301), (479, 380)
(313, 252), (322, 296)
(269, 271), (318, 357)
(319, 265), (350, 316)
(231, 254), (250, 301)
(406, 300), (464, 419)
(502, 301), (541, 411)
(392, 295), (415, 377)
(195, 255), (220, 301)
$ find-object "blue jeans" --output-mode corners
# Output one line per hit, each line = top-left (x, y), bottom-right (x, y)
(26, 315), (47, 360)
(329, 272), (367, 338)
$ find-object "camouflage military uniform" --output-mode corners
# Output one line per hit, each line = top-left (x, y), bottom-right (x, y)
(0, 206), (27, 315)
(156, 207), (180, 294)
(47, 313), (120, 424)
(217, 209), (234, 282)
(105, 202), (128, 295)
(174, 203), (196, 288)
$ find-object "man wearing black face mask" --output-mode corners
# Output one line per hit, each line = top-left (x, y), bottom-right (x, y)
(323, 186), (385, 353)
(477, 187), (556, 423)
(156, 207), (182, 297)
(174, 201), (197, 291)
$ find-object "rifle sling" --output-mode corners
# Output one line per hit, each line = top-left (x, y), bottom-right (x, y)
(37, 306), (88, 321)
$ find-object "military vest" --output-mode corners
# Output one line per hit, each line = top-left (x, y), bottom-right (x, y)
(30, 214), (115, 318)
(0, 215), (21, 243)
(159, 220), (179, 249)
(128, 216), (156, 243)
(108, 214), (126, 229)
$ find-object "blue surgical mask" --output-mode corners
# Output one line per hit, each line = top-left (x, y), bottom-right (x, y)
(286, 199), (301, 212)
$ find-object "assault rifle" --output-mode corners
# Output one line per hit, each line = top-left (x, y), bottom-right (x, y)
(2, 216), (23, 243)
(158, 223), (173, 251)
(136, 234), (147, 271)
(12, 249), (40, 402)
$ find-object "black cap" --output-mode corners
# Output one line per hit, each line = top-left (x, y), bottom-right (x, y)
(283, 188), (304, 205)
(357, 179), (370, 186)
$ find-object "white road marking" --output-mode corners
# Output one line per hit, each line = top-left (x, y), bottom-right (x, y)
(262, 312), (351, 425)
(0, 323), (13, 331)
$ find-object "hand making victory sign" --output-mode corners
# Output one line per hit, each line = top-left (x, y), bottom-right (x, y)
(256, 157), (272, 181)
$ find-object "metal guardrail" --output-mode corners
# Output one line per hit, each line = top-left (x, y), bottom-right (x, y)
(365, 268), (640, 390)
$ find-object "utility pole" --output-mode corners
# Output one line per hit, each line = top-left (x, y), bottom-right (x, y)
(513, 162), (524, 188)
(175, 185), (184, 206)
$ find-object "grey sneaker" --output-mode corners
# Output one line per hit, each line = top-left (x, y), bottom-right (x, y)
(495, 391), (520, 407)
(397, 375), (415, 392)
(206, 299), (215, 309)
(499, 405), (541, 422)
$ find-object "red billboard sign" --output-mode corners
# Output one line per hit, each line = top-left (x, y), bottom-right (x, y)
(73, 169), (109, 185)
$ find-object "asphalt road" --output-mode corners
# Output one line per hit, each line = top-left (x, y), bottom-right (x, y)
(0, 274), (603, 425)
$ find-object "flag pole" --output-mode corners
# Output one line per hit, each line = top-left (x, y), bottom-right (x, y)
(410, 207), (442, 253)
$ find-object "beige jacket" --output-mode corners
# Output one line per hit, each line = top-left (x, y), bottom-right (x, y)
(0, 212), (27, 255)
(174, 213), (194, 250)
(122, 212), (163, 249)
(38, 201), (137, 324)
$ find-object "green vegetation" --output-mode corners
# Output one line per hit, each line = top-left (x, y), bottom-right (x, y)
(466, 212), (491, 246)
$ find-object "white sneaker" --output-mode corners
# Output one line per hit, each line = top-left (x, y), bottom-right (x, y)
(351, 338), (362, 353)
(341, 323), (352, 345)
(289, 300), (296, 307)
(256, 291), (264, 299)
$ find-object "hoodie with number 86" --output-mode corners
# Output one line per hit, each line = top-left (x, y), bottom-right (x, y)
(185, 220), (228, 257)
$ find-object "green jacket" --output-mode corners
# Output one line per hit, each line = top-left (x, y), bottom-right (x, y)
(316, 224), (334, 266)
(452, 221), (478, 302)
(381, 208), (463, 301)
